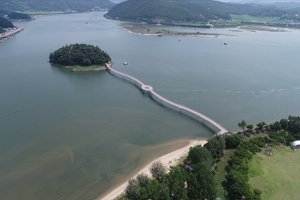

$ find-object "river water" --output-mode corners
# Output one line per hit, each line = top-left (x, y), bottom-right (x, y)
(1, 12), (300, 200)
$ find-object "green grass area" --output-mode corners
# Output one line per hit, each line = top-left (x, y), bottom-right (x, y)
(239, 26), (287, 32)
(214, 149), (235, 200)
(231, 15), (287, 25)
(248, 145), (300, 200)
(21, 11), (71, 15)
(71, 64), (106, 71)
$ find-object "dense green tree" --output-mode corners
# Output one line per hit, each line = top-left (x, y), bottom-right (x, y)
(269, 121), (282, 131)
(136, 173), (152, 195)
(150, 161), (167, 182)
(49, 44), (111, 66)
(225, 133), (243, 149)
(238, 120), (247, 130)
(256, 122), (266, 131)
(186, 145), (213, 169)
(234, 149), (253, 161)
(227, 169), (246, 187)
(237, 141), (256, 154)
(204, 135), (225, 159)
(247, 124), (254, 130)
(186, 163), (217, 200)
(126, 178), (141, 200)
(269, 131), (287, 143)
(231, 161), (249, 181)
(249, 137), (266, 148)
(287, 134), (295, 143)
(280, 118), (288, 130)
(167, 166), (188, 200)
(150, 179), (170, 200)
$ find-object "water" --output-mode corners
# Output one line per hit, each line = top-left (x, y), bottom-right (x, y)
(1, 12), (300, 199)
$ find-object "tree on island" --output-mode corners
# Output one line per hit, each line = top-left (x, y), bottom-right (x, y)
(49, 43), (111, 67)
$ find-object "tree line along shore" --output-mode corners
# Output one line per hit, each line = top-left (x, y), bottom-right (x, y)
(112, 115), (300, 200)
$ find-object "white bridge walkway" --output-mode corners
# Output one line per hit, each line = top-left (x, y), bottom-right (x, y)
(106, 64), (228, 136)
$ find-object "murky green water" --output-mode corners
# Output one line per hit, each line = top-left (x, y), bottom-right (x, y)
(1, 12), (300, 199)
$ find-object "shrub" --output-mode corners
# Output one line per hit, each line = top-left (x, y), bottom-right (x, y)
(204, 135), (225, 159)
(150, 161), (167, 182)
(186, 146), (213, 169)
(225, 133), (243, 149)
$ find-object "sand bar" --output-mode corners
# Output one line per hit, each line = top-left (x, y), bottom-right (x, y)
(99, 139), (207, 200)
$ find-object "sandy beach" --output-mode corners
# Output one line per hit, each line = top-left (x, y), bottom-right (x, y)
(99, 139), (207, 200)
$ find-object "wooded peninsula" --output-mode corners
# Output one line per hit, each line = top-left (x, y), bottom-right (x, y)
(114, 115), (300, 200)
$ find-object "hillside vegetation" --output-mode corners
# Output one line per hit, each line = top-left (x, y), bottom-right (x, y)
(179, 0), (300, 21)
(0, 0), (115, 12)
(0, 17), (14, 28)
(105, 0), (231, 23)
(8, 12), (31, 20)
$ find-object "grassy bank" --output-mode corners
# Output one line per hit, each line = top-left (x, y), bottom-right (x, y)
(231, 15), (287, 25)
(72, 64), (106, 71)
(248, 145), (300, 200)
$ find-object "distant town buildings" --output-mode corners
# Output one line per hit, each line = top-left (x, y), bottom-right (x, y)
(0, 26), (24, 39)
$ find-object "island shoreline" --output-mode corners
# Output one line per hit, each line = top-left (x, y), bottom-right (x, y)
(50, 62), (106, 72)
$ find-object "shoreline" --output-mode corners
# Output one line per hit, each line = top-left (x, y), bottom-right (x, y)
(50, 62), (106, 72)
(0, 26), (24, 39)
(99, 139), (207, 200)
(120, 26), (232, 38)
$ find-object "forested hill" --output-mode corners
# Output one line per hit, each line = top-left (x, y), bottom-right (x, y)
(0, 17), (14, 34)
(0, 0), (115, 12)
(105, 0), (231, 23)
(178, 0), (300, 19)
(0, 17), (14, 28)
(8, 12), (31, 20)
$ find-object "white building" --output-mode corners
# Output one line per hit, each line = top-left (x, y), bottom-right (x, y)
(291, 140), (300, 151)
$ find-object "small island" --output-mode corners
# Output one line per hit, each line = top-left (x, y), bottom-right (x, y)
(49, 43), (111, 72)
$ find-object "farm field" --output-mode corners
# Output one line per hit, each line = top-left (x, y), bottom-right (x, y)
(231, 15), (287, 24)
(248, 145), (300, 200)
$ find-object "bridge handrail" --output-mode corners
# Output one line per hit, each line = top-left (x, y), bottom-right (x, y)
(106, 64), (145, 87)
(106, 64), (228, 135)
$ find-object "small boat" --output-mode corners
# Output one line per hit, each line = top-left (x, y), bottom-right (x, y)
(158, 34), (162, 37)
(224, 42), (227, 45)
(123, 62), (128, 65)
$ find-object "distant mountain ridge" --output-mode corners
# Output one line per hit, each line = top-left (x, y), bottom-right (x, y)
(177, 0), (300, 19)
(105, 0), (231, 23)
(0, 0), (115, 12)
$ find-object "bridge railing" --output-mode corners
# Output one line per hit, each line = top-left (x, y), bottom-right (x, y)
(106, 64), (227, 136)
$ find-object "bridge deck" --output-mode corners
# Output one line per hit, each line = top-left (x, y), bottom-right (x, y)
(106, 64), (228, 135)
